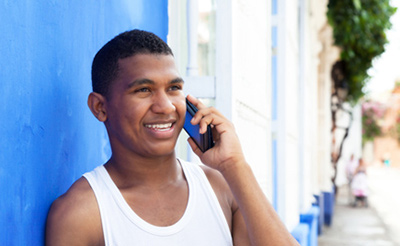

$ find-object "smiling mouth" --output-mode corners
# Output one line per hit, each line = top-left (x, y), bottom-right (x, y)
(144, 123), (174, 131)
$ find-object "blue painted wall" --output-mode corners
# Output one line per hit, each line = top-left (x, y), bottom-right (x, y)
(0, 1), (168, 245)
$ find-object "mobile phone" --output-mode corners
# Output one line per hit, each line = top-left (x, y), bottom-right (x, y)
(183, 98), (214, 152)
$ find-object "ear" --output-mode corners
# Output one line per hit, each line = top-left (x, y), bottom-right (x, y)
(87, 92), (107, 122)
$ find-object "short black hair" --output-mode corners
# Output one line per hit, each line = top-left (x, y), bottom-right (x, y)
(91, 29), (173, 97)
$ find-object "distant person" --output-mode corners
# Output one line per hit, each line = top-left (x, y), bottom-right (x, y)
(351, 159), (368, 207)
(45, 29), (299, 245)
(383, 158), (391, 167)
(346, 154), (358, 183)
(346, 154), (359, 204)
(382, 152), (391, 167)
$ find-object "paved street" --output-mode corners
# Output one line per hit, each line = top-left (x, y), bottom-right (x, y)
(318, 166), (400, 246)
(368, 166), (400, 245)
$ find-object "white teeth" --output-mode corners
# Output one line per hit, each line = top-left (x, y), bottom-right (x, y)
(145, 123), (173, 130)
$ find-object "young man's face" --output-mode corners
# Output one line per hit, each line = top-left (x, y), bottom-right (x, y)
(104, 53), (186, 158)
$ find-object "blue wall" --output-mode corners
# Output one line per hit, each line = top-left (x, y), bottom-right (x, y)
(0, 1), (168, 245)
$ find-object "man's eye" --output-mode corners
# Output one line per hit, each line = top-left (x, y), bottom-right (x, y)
(169, 85), (182, 91)
(135, 87), (150, 93)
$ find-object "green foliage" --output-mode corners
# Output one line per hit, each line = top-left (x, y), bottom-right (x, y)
(327, 0), (397, 103)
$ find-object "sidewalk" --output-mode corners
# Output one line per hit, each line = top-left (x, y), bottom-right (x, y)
(318, 183), (399, 246)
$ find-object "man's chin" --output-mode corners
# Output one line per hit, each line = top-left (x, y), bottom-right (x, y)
(143, 143), (177, 158)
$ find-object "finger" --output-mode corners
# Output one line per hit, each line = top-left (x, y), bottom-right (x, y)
(198, 113), (228, 134)
(211, 126), (220, 142)
(186, 94), (207, 110)
(198, 115), (214, 134)
(191, 107), (224, 126)
(187, 137), (204, 156)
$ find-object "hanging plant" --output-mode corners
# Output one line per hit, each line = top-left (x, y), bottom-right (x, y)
(361, 100), (385, 144)
(327, 0), (397, 103)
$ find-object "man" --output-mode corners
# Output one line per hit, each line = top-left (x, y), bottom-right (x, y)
(46, 29), (298, 245)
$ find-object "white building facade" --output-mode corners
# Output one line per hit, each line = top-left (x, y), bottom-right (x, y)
(168, 0), (339, 243)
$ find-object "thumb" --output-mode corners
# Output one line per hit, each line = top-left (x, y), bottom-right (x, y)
(187, 138), (203, 157)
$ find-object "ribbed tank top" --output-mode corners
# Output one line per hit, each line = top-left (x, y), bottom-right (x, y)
(83, 159), (233, 246)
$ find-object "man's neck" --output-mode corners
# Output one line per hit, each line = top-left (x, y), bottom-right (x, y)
(104, 153), (182, 190)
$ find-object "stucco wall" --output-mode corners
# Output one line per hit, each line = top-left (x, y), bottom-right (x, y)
(231, 0), (272, 199)
(0, 1), (167, 244)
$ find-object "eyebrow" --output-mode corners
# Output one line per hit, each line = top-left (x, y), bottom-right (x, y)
(127, 77), (184, 89)
(127, 78), (154, 89)
(170, 77), (184, 85)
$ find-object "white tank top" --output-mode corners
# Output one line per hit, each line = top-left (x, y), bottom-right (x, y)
(83, 159), (233, 246)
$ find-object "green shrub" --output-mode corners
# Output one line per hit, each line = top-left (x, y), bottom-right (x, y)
(327, 0), (396, 103)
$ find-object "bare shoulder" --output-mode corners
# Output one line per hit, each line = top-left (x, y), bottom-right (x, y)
(200, 165), (238, 229)
(46, 177), (103, 246)
(199, 165), (238, 209)
(200, 165), (251, 244)
(200, 165), (231, 195)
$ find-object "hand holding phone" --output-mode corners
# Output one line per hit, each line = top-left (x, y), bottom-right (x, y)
(183, 98), (214, 152)
(184, 95), (245, 173)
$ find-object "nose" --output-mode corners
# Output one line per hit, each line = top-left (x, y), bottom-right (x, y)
(151, 92), (176, 114)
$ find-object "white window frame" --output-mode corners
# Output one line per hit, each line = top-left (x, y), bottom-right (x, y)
(168, 0), (233, 118)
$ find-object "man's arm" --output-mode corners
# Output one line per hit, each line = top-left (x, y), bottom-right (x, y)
(222, 161), (299, 245)
(46, 178), (103, 246)
(186, 95), (299, 246)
